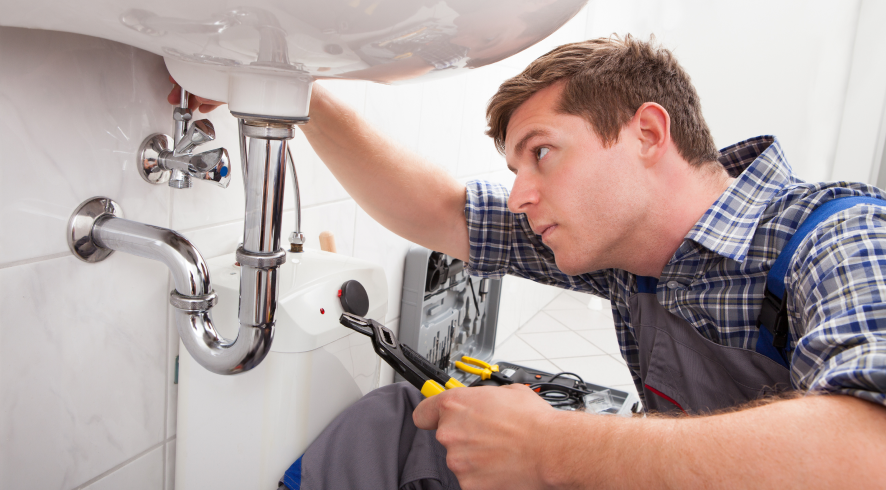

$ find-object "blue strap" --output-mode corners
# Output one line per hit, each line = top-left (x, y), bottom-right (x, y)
(636, 276), (659, 294)
(758, 196), (886, 363)
(767, 196), (886, 298)
(280, 455), (304, 490)
(754, 323), (789, 369)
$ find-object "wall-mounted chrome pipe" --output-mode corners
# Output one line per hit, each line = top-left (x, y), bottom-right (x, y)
(66, 197), (272, 375)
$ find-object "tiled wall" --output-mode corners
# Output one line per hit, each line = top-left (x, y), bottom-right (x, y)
(1, 1), (880, 488)
(0, 24), (554, 490)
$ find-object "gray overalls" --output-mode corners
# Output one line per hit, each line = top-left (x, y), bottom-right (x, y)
(632, 276), (792, 415)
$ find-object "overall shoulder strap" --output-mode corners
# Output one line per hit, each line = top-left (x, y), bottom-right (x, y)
(757, 196), (886, 364)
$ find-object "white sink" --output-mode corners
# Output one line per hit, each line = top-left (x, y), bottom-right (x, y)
(1, 0), (586, 117)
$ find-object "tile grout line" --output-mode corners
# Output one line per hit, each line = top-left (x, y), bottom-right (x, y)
(72, 438), (172, 490)
(172, 197), (358, 235)
(0, 251), (70, 270)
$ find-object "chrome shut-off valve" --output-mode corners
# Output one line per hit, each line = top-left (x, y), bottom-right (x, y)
(137, 92), (232, 189)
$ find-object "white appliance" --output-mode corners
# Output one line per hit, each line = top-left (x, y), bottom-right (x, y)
(176, 250), (388, 489)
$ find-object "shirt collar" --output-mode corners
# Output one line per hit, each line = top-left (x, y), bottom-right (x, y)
(673, 135), (798, 264)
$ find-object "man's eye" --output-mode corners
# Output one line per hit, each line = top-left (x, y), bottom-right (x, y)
(536, 147), (549, 160)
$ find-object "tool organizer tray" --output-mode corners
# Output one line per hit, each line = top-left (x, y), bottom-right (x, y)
(398, 245), (501, 384)
(399, 245), (639, 414)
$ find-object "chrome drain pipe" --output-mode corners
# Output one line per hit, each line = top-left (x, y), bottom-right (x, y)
(67, 197), (272, 374)
(68, 117), (304, 375)
(234, 119), (295, 350)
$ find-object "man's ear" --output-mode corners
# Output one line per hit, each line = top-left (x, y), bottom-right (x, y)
(633, 102), (670, 168)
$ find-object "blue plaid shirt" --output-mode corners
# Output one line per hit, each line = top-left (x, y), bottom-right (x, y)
(465, 135), (886, 407)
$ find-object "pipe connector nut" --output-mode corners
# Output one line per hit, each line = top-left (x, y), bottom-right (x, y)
(235, 246), (287, 269)
(170, 290), (218, 311)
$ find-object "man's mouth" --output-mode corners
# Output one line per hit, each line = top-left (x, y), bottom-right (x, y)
(539, 224), (557, 241)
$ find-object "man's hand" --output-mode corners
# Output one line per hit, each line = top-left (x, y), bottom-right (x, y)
(413, 384), (559, 490)
(166, 76), (224, 113)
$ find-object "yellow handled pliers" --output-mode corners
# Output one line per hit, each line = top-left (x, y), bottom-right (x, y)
(454, 356), (514, 384)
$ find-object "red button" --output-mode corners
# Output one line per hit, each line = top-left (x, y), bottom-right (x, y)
(337, 289), (342, 297)
(320, 308), (325, 314)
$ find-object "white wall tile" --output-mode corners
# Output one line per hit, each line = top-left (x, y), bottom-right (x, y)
(363, 82), (425, 153)
(165, 440), (176, 490)
(81, 445), (164, 490)
(287, 129), (352, 208)
(0, 255), (167, 489)
(455, 68), (509, 178)
(321, 79), (369, 117)
(584, 0), (859, 182)
(297, 200), (359, 257)
(0, 27), (172, 266)
(353, 208), (415, 321)
(415, 76), (468, 176)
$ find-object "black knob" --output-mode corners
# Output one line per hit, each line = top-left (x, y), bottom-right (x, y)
(340, 280), (369, 317)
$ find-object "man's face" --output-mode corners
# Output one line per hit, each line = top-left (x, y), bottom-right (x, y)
(505, 82), (645, 275)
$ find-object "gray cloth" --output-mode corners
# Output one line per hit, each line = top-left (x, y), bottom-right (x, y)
(298, 382), (461, 490)
(632, 293), (792, 415)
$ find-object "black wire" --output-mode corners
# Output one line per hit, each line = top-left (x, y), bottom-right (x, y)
(549, 371), (585, 384)
(529, 372), (594, 407)
(529, 382), (594, 397)
(467, 277), (481, 318)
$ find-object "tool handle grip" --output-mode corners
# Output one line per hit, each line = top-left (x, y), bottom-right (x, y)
(402, 343), (464, 388)
(460, 356), (498, 372)
(454, 360), (486, 377)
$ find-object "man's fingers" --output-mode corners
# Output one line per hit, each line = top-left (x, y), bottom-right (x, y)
(167, 79), (225, 113)
(167, 83), (182, 106)
(412, 393), (443, 430)
(199, 103), (222, 113)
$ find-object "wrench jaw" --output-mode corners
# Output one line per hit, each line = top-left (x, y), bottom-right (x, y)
(339, 312), (439, 394)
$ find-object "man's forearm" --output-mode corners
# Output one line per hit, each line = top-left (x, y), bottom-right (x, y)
(300, 83), (470, 261)
(541, 394), (886, 488)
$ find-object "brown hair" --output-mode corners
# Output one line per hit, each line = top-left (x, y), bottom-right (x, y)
(486, 34), (720, 166)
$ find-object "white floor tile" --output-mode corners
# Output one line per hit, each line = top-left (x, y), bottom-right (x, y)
(502, 358), (561, 375)
(577, 329), (622, 355)
(550, 355), (635, 387)
(542, 293), (589, 310)
(517, 312), (571, 334)
(493, 335), (544, 362)
(563, 290), (595, 303)
(611, 384), (641, 403)
(517, 331), (603, 359)
(545, 308), (615, 331)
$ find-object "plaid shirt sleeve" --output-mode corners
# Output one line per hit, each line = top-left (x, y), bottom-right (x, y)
(790, 204), (886, 405)
(463, 180), (612, 296)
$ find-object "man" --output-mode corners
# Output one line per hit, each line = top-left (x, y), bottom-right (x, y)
(173, 35), (886, 488)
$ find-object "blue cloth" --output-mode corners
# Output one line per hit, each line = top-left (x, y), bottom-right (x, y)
(281, 455), (304, 490)
(464, 135), (886, 407)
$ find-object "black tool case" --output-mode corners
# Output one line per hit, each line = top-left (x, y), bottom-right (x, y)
(398, 245), (639, 415)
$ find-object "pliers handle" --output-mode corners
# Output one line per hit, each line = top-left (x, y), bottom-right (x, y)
(339, 312), (465, 397)
(454, 356), (511, 383)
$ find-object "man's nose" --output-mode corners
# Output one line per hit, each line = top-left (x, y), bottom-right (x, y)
(507, 172), (539, 214)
